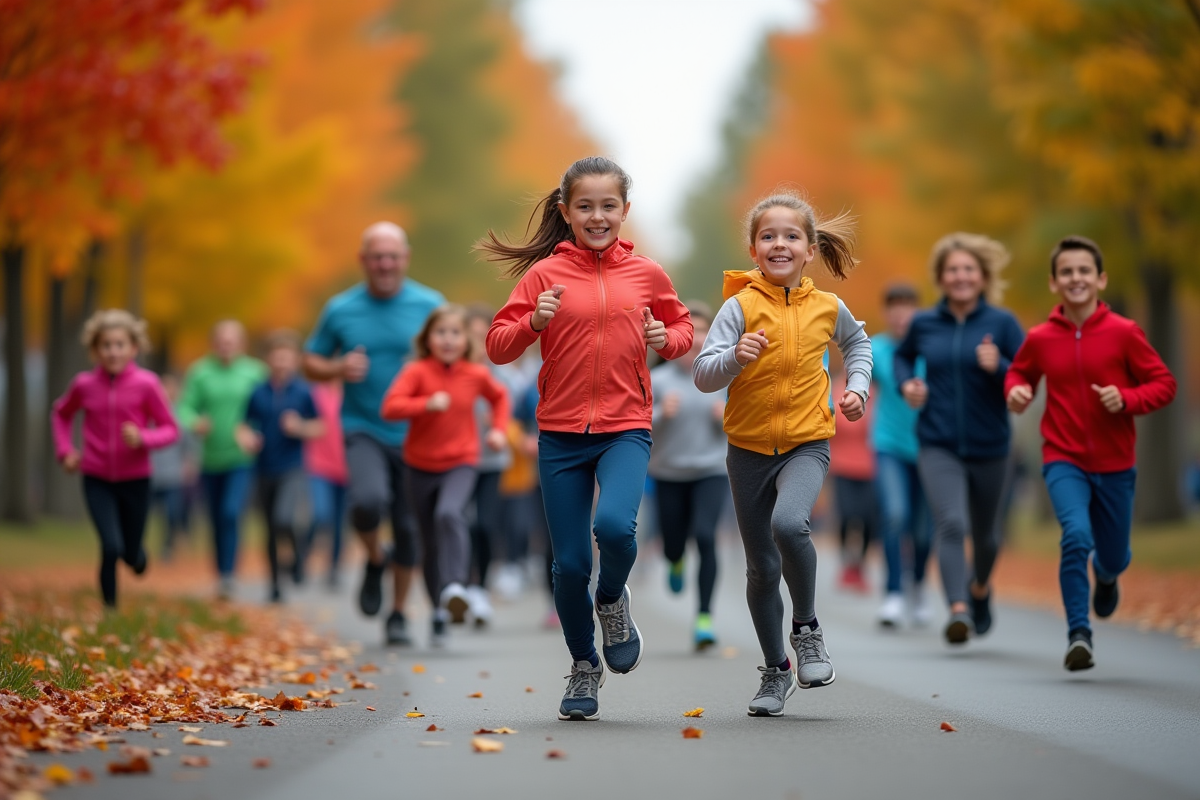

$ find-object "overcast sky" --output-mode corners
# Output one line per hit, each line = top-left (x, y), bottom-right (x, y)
(514, 0), (810, 262)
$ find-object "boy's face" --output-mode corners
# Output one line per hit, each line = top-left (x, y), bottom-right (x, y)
(267, 345), (299, 378)
(1050, 250), (1107, 308)
(883, 301), (917, 339)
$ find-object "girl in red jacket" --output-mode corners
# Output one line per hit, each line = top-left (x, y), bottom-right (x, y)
(381, 304), (510, 646)
(480, 156), (693, 720)
(52, 310), (179, 607)
(1006, 236), (1175, 672)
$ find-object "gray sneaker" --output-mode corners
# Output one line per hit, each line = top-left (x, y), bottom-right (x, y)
(747, 665), (798, 717)
(790, 625), (835, 688)
(595, 586), (643, 674)
(558, 659), (605, 720)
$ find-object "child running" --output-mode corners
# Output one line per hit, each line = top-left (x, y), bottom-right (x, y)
(648, 300), (729, 651)
(1005, 236), (1175, 671)
(52, 310), (179, 607)
(694, 192), (872, 717)
(381, 304), (511, 647)
(481, 156), (692, 720)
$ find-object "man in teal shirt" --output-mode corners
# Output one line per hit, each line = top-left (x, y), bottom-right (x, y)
(305, 222), (444, 646)
(178, 320), (267, 598)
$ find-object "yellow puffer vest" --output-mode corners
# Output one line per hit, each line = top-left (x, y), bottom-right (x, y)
(722, 270), (838, 455)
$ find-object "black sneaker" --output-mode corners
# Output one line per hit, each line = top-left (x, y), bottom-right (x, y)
(132, 548), (148, 575)
(1093, 576), (1119, 619)
(385, 610), (411, 646)
(970, 590), (993, 636)
(944, 611), (972, 645)
(359, 559), (386, 617)
(430, 615), (448, 648)
(1064, 627), (1094, 671)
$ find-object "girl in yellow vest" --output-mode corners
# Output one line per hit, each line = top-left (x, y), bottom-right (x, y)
(694, 192), (873, 717)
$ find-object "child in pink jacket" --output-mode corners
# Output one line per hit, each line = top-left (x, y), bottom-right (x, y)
(53, 310), (179, 607)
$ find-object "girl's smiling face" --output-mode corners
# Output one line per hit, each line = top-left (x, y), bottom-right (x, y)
(559, 174), (629, 252)
(428, 315), (469, 365)
(749, 206), (816, 287)
(96, 328), (137, 375)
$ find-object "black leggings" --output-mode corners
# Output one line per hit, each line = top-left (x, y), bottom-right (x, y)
(655, 475), (728, 615)
(259, 471), (305, 594)
(469, 470), (504, 587)
(834, 476), (876, 564)
(83, 476), (151, 607)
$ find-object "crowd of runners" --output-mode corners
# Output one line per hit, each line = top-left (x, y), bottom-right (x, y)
(52, 155), (1177, 720)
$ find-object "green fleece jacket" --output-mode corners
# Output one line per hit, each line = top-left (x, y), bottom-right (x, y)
(177, 355), (267, 472)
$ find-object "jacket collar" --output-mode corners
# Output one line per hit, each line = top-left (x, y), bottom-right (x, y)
(935, 295), (990, 321)
(552, 238), (635, 269)
(1048, 301), (1110, 330)
(93, 361), (136, 381)
(722, 268), (816, 303)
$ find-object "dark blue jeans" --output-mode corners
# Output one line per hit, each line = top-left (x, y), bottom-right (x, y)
(306, 475), (346, 574)
(1043, 461), (1136, 633)
(201, 466), (254, 578)
(876, 453), (932, 595)
(539, 429), (652, 662)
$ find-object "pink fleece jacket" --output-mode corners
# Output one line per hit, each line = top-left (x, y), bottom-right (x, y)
(52, 363), (180, 482)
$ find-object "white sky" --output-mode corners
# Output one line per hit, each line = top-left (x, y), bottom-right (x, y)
(514, 0), (811, 263)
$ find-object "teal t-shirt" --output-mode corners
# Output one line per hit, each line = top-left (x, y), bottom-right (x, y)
(306, 280), (444, 447)
(870, 333), (922, 464)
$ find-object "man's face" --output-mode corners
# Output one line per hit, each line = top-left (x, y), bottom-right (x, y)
(360, 233), (410, 297)
(212, 323), (244, 363)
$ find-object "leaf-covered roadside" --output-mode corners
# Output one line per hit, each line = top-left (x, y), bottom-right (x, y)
(0, 591), (354, 797)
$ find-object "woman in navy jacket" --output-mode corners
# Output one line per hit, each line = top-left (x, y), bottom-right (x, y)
(895, 233), (1024, 646)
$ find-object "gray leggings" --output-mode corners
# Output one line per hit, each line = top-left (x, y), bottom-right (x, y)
(405, 465), (477, 604)
(916, 447), (1008, 606)
(728, 440), (830, 666)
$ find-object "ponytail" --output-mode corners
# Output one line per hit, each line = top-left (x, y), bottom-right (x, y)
(476, 156), (633, 279)
(746, 191), (859, 281)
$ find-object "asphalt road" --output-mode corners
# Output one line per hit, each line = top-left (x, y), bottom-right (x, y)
(46, 540), (1200, 800)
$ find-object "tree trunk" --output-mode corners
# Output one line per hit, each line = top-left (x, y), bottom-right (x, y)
(1133, 261), (1185, 522)
(41, 272), (79, 517)
(3, 242), (33, 523)
(126, 225), (145, 317)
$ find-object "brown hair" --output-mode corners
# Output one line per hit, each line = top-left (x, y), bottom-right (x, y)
(1049, 235), (1103, 276)
(477, 156), (632, 279)
(883, 283), (920, 306)
(684, 299), (714, 328)
(413, 304), (478, 362)
(264, 328), (302, 354)
(745, 192), (858, 280)
(929, 232), (1009, 304)
(81, 309), (150, 355)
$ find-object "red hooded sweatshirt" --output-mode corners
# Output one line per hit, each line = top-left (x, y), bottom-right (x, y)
(1005, 302), (1175, 472)
(486, 238), (692, 433)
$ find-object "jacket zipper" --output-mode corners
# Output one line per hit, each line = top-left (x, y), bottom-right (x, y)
(773, 287), (792, 455)
(953, 320), (966, 457)
(635, 360), (647, 407)
(586, 251), (607, 432)
(1075, 327), (1095, 457)
(108, 372), (118, 481)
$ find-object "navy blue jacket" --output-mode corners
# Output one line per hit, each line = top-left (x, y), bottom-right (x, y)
(894, 298), (1024, 460)
(244, 377), (318, 476)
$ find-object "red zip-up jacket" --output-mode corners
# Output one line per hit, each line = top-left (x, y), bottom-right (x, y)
(486, 238), (692, 433)
(1005, 302), (1175, 472)
(380, 357), (510, 473)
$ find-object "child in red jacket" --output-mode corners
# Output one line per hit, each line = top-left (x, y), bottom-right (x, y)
(481, 156), (692, 720)
(1006, 236), (1176, 672)
(381, 304), (510, 646)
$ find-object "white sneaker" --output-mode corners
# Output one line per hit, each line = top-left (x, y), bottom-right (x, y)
(911, 585), (933, 628)
(440, 582), (470, 624)
(493, 564), (524, 601)
(877, 593), (905, 628)
(466, 585), (493, 628)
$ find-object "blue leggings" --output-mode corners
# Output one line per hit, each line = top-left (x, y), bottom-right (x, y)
(201, 467), (253, 578)
(539, 429), (652, 662)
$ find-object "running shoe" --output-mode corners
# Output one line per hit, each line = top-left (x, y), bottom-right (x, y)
(217, 576), (235, 602)
(1093, 576), (1120, 619)
(595, 585), (643, 674)
(838, 564), (869, 594)
(430, 613), (449, 648)
(693, 613), (717, 651)
(132, 548), (148, 576)
(668, 560), (685, 594)
(911, 585), (933, 628)
(970, 590), (993, 636)
(358, 558), (386, 617)
(385, 610), (411, 646)
(747, 665), (798, 717)
(877, 593), (905, 628)
(1064, 627), (1094, 672)
(441, 582), (470, 625)
(944, 611), (973, 645)
(466, 585), (493, 628)
(542, 609), (561, 630)
(790, 625), (835, 688)
(558, 659), (605, 721)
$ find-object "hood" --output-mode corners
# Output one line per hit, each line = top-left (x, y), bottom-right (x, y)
(722, 269), (816, 302)
(1048, 301), (1111, 330)
(552, 237), (636, 269)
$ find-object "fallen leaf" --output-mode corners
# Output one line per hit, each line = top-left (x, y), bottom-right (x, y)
(683, 708), (705, 718)
(471, 737), (504, 753)
(272, 691), (306, 711)
(233, 723), (249, 729)
(402, 691), (410, 697)
(259, 718), (278, 727)
(474, 727), (518, 735)
(467, 692), (483, 698)
(405, 710), (425, 718)
(411, 664), (426, 674)
(44, 763), (73, 785)
(721, 646), (738, 659)
(108, 755), (151, 774)
(317, 699), (338, 709)
(359, 663), (380, 673)
(479, 671), (490, 679)
(350, 679), (377, 690)
(128, 722), (150, 731)
(182, 735), (229, 747)
(681, 727), (704, 739)
(178, 726), (202, 733)
(932, 694), (940, 698)
(419, 741), (450, 747)
(295, 672), (317, 685)
(546, 749), (566, 759)
(76, 767), (95, 784)
(152, 748), (171, 757)
(366, 706), (377, 712)
(252, 758), (271, 769)
(176, 666), (193, 680)
(180, 756), (210, 768)
(425, 724), (442, 732)
(525, 687), (535, 693)
(940, 721), (957, 733)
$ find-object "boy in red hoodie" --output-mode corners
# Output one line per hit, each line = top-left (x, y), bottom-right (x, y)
(1006, 236), (1176, 672)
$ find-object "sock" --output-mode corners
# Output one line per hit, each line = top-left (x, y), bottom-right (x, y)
(595, 588), (621, 606)
(695, 612), (712, 629)
(771, 657), (791, 672)
(792, 616), (818, 635)
(580, 651), (600, 669)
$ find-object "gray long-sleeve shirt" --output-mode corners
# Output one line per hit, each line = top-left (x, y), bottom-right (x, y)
(647, 361), (728, 482)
